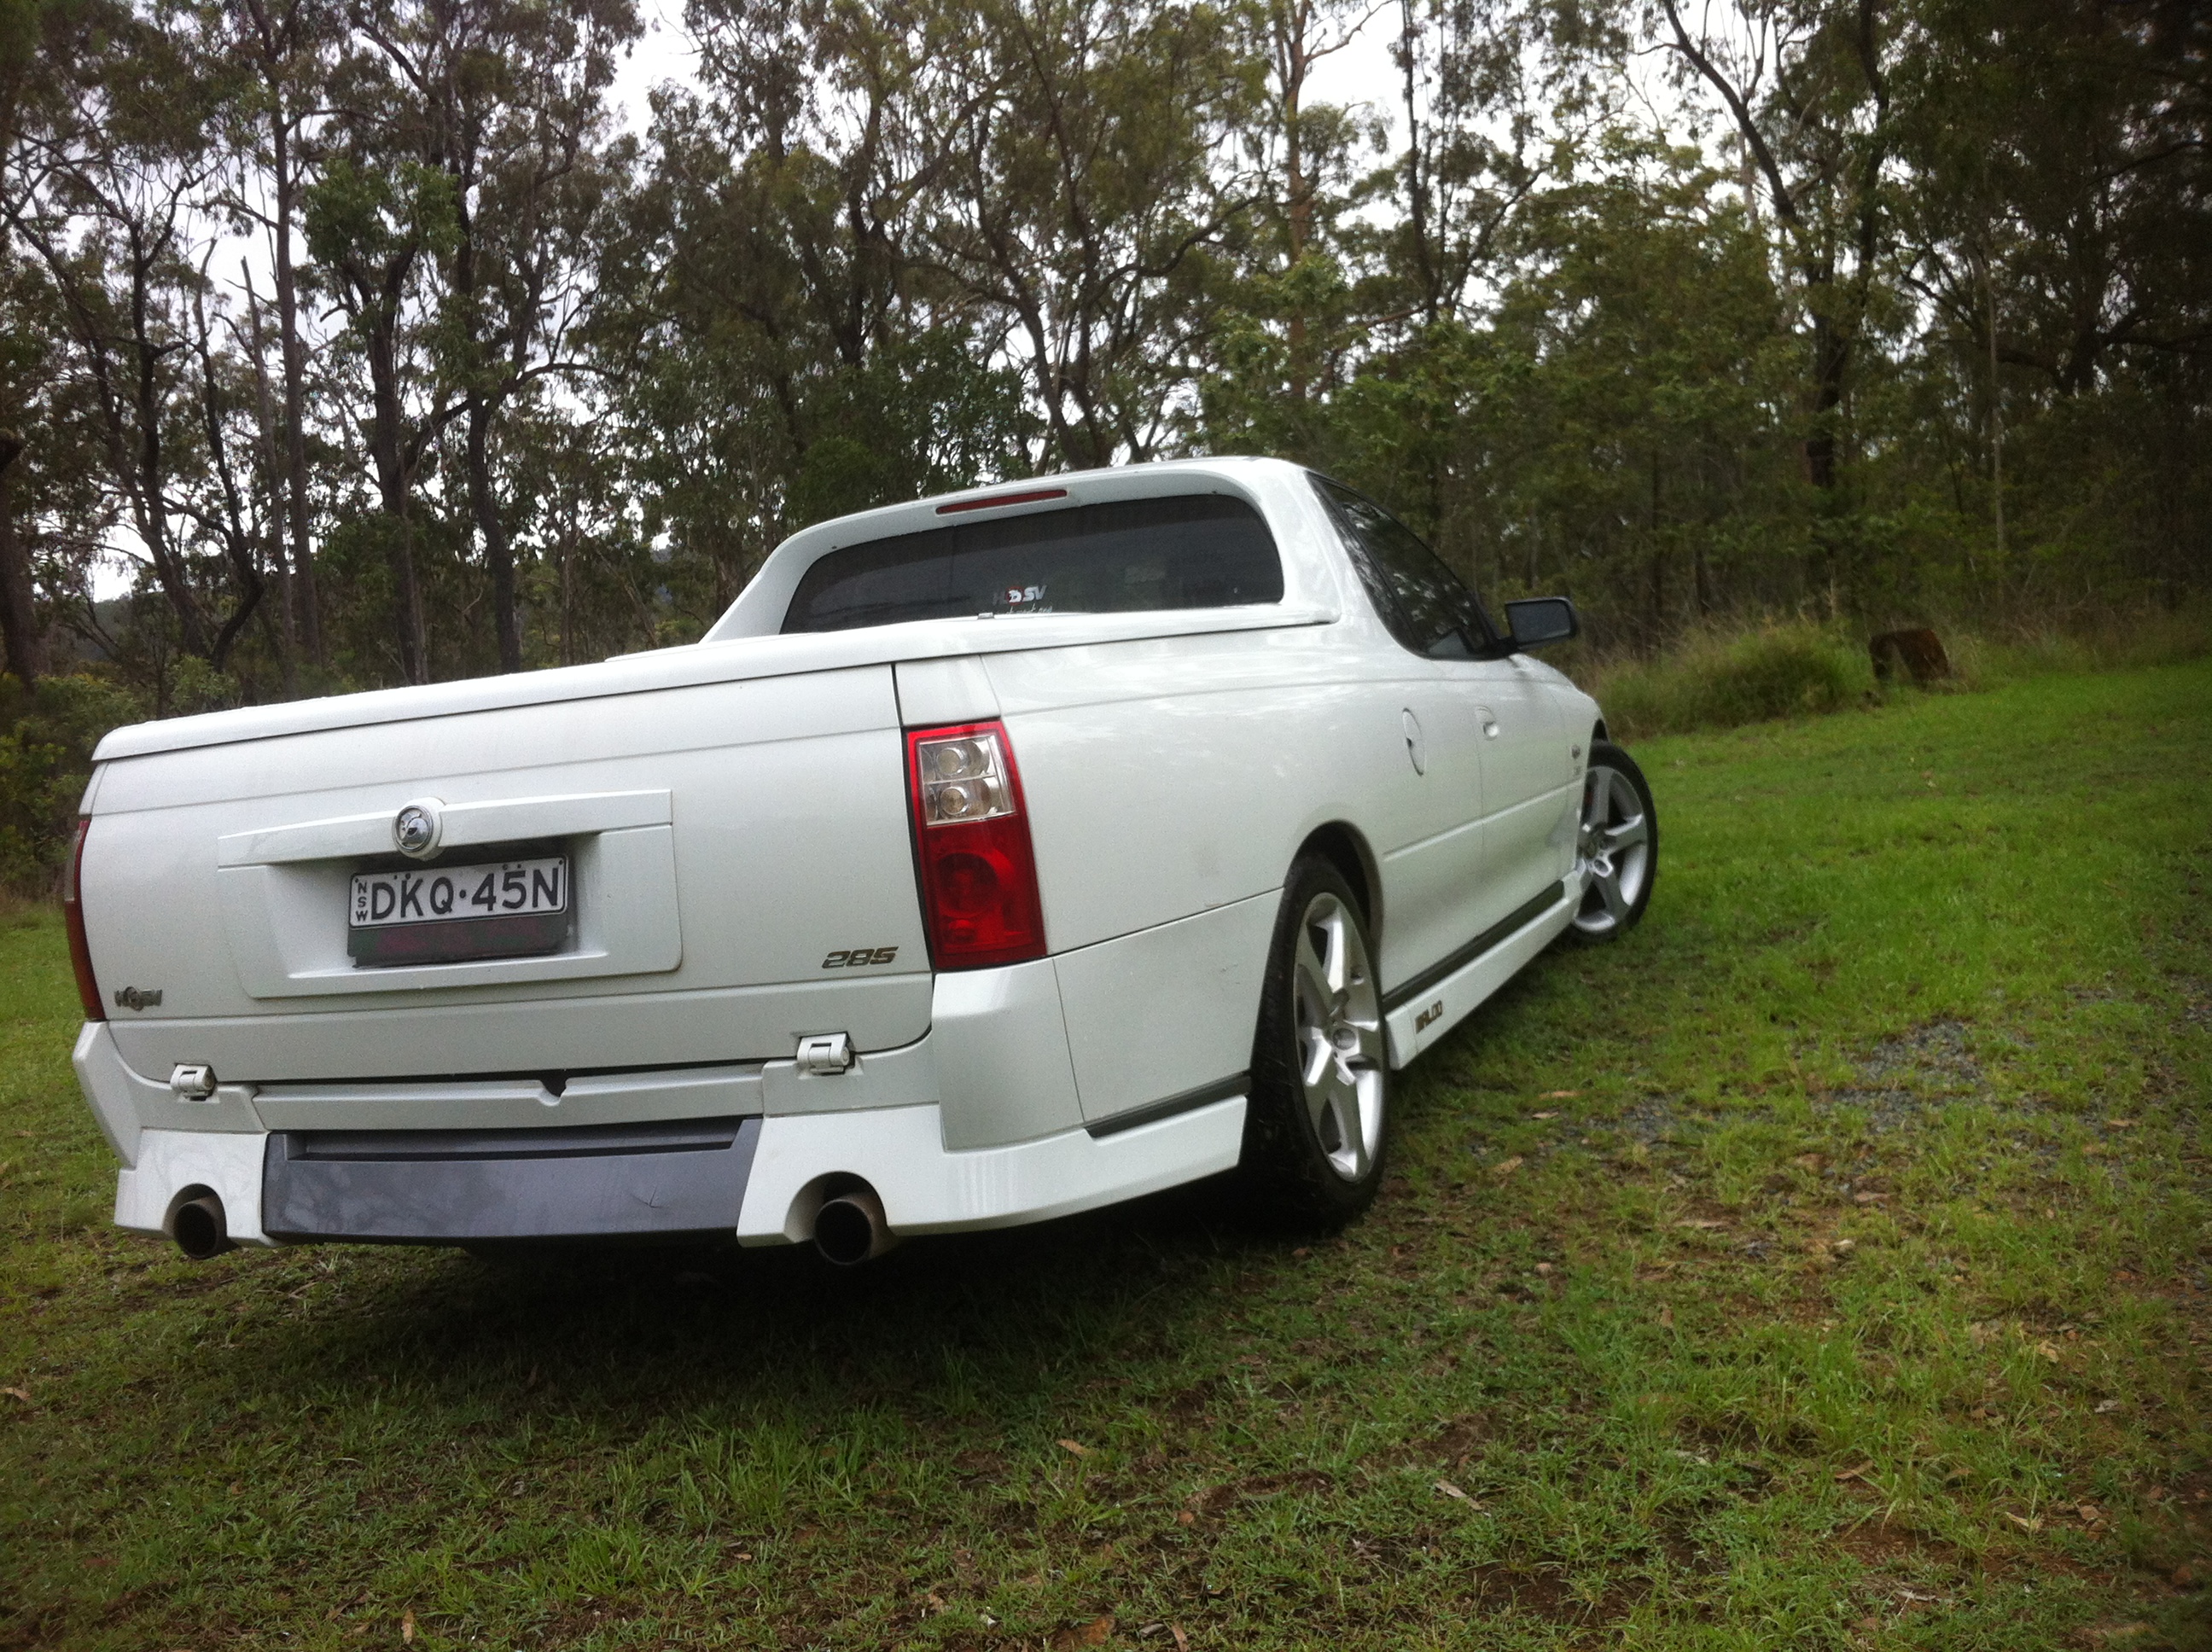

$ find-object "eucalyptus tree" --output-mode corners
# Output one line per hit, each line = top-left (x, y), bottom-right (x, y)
(221, 0), (337, 668)
(918, 0), (1265, 468)
(1649, 0), (1898, 596)
(6, 1), (265, 667)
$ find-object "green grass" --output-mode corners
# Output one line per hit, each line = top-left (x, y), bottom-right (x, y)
(4, 662), (2211, 1651)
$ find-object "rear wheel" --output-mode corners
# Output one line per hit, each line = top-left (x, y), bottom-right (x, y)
(1240, 856), (1389, 1226)
(1569, 741), (1656, 942)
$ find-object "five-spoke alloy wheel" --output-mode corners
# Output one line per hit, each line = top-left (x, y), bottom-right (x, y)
(1243, 856), (1389, 1224)
(1569, 741), (1657, 942)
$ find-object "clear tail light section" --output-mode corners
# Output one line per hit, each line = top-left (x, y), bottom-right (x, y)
(905, 721), (1046, 969)
(62, 817), (104, 1020)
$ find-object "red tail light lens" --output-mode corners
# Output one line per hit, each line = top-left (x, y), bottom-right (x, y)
(905, 721), (1046, 969)
(62, 818), (104, 1021)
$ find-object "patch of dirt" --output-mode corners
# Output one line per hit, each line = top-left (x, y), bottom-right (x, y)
(1184, 1469), (1334, 1518)
(1368, 1411), (1493, 1470)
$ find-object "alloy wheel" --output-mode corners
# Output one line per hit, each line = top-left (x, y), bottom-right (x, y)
(1291, 892), (1385, 1182)
(1573, 764), (1652, 937)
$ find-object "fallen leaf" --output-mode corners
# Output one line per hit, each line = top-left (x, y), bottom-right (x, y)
(1172, 1629), (1189, 1652)
(1051, 1615), (1115, 1649)
(1531, 1110), (1557, 1120)
(1492, 1155), (1523, 1177)
(1675, 1219), (1726, 1230)
(2034, 1341), (2062, 1364)
(1057, 1439), (1093, 1457)
(1434, 1479), (1476, 1503)
(1833, 1462), (1876, 1483)
(1541, 1090), (1580, 1099)
(1851, 1190), (1887, 1205)
(1658, 1304), (1674, 1329)
(1792, 1153), (1826, 1171)
(402, 1608), (416, 1644)
(2004, 1511), (2043, 1533)
(1831, 1238), (1855, 1254)
(2, 1387), (31, 1405)
(1533, 1262), (1553, 1276)
(2094, 1399), (2122, 1414)
(1176, 1509), (1194, 1526)
(2105, 1118), (2137, 1129)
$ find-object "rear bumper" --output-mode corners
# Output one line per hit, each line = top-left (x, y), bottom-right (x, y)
(108, 1098), (1244, 1248)
(80, 943), (1249, 1249)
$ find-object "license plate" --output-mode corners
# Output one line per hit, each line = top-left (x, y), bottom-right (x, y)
(348, 855), (569, 967)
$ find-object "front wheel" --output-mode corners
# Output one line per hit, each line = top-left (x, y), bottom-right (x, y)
(1569, 740), (1657, 943)
(1239, 856), (1389, 1226)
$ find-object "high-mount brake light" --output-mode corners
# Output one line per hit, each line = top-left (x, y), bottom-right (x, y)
(905, 722), (1046, 969)
(62, 818), (104, 1021)
(934, 487), (1067, 515)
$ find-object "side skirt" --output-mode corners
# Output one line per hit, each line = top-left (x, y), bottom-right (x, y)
(1379, 877), (1581, 1068)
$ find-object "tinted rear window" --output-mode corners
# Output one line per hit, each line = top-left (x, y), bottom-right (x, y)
(782, 494), (1283, 633)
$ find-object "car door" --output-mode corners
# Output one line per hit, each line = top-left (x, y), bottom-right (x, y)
(1313, 480), (1570, 946)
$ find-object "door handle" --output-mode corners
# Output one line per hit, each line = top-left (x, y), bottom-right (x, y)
(1475, 705), (1500, 740)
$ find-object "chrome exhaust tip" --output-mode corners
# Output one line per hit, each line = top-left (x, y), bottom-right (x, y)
(812, 1186), (897, 1267)
(171, 1193), (235, 1260)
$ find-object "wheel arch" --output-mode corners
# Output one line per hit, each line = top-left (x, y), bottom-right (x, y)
(1295, 822), (1382, 940)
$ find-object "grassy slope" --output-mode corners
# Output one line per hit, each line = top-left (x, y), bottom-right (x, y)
(2, 664), (2208, 1652)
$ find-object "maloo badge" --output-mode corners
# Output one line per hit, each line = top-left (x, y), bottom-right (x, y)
(114, 986), (162, 1011)
(393, 801), (440, 859)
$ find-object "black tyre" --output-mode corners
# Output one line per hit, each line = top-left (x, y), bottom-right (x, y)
(1568, 740), (1657, 943)
(1240, 855), (1389, 1226)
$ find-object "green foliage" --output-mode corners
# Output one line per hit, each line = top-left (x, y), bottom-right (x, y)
(1578, 620), (1876, 738)
(0, 672), (140, 891)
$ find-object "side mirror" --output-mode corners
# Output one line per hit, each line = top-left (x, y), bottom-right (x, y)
(1504, 596), (1579, 650)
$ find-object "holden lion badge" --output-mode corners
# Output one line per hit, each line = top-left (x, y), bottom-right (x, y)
(393, 800), (443, 860)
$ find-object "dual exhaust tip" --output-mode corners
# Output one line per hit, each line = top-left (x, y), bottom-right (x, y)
(168, 1185), (898, 1268)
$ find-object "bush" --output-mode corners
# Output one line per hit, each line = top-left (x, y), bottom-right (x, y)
(0, 674), (147, 894)
(1576, 620), (1874, 738)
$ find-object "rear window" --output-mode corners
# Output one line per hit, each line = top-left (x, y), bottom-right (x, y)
(781, 493), (1283, 633)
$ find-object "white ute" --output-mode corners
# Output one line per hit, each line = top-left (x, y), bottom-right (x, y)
(65, 458), (1658, 1265)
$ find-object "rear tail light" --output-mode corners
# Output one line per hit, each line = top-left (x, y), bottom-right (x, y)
(62, 818), (104, 1021)
(905, 721), (1046, 969)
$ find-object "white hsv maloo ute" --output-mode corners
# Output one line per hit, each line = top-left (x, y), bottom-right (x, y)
(64, 459), (1657, 1265)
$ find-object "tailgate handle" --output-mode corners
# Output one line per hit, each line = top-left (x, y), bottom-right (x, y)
(218, 789), (672, 868)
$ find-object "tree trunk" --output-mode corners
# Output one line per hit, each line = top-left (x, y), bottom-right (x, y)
(365, 328), (428, 683)
(269, 113), (324, 668)
(242, 272), (298, 695)
(0, 431), (43, 688)
(466, 393), (521, 672)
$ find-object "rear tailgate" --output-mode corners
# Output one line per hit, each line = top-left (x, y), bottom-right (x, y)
(81, 665), (929, 1083)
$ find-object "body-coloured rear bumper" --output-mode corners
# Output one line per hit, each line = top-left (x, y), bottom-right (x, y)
(107, 1097), (1243, 1249)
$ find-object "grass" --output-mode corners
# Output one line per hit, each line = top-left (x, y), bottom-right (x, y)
(3, 660), (2210, 1651)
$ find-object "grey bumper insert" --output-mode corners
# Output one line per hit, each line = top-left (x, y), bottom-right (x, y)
(262, 1116), (761, 1243)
